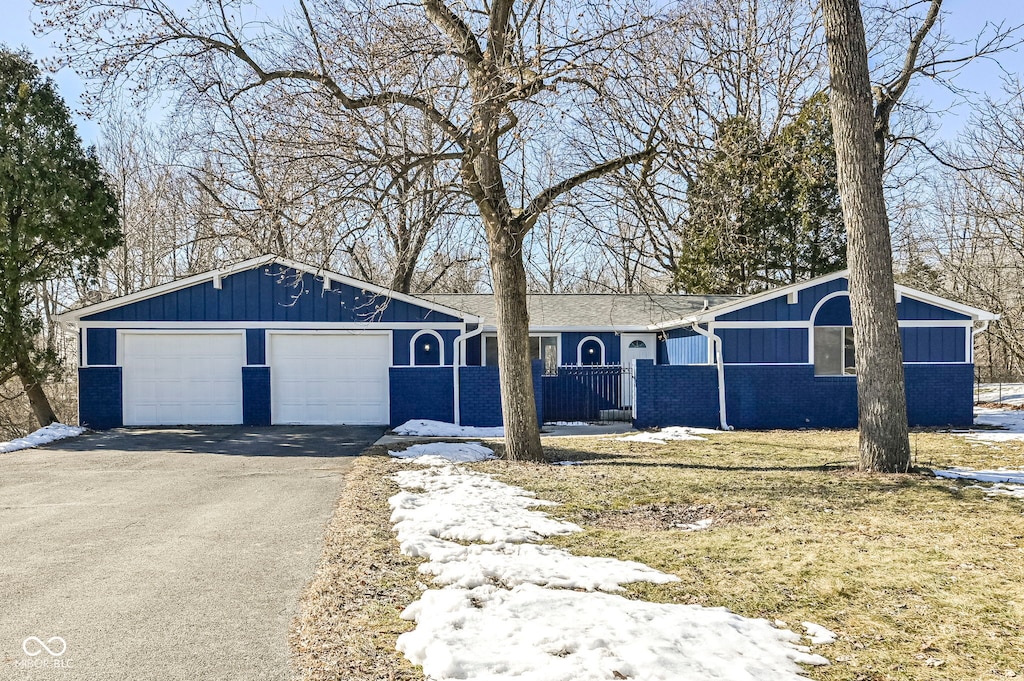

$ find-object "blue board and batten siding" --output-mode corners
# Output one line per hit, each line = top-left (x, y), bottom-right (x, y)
(636, 275), (979, 429)
(81, 266), (461, 324)
(77, 264), (470, 429)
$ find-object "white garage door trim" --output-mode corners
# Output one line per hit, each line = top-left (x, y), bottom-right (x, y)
(268, 330), (392, 425)
(120, 330), (245, 426)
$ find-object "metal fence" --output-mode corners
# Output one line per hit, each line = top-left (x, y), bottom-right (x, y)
(542, 365), (632, 422)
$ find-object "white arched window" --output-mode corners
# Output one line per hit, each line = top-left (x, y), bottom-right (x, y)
(410, 329), (444, 366)
(577, 336), (606, 366)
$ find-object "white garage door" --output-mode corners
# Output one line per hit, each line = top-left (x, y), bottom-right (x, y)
(122, 333), (244, 426)
(270, 333), (390, 425)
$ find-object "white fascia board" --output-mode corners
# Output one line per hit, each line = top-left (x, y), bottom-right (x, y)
(55, 254), (482, 324)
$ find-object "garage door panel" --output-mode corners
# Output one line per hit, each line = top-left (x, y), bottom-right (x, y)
(270, 333), (389, 425)
(123, 333), (244, 426)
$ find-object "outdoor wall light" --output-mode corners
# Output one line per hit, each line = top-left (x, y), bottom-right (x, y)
(423, 343), (431, 351)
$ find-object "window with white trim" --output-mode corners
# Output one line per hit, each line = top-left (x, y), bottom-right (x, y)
(484, 334), (558, 375)
(814, 326), (856, 376)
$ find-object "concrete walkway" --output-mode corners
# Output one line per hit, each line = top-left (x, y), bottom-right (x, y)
(0, 426), (380, 681)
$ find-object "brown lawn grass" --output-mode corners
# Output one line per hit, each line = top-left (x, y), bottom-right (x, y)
(293, 430), (1024, 681)
(487, 429), (1024, 681)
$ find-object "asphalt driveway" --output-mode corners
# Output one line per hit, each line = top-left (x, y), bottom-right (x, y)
(0, 426), (382, 680)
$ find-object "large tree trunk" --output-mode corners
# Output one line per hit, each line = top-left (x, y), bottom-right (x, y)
(821, 0), (911, 472)
(16, 359), (58, 428)
(487, 225), (544, 462)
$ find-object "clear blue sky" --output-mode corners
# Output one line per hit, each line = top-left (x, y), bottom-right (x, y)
(1, 0), (1022, 146)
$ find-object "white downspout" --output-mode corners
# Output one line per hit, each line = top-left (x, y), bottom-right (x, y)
(452, 322), (485, 426)
(691, 322), (732, 431)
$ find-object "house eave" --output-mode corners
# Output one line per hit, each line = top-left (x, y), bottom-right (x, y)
(53, 254), (483, 324)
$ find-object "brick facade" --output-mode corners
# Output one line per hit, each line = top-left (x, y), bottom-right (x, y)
(78, 367), (123, 429)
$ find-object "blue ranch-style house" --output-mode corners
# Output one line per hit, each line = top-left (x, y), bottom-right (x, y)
(56, 255), (996, 431)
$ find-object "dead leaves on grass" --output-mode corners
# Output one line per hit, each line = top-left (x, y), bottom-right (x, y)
(581, 502), (769, 532)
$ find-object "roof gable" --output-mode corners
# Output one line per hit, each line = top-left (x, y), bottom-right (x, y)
(59, 256), (473, 324)
(652, 270), (997, 328)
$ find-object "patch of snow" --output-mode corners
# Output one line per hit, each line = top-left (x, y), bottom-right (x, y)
(402, 535), (679, 591)
(953, 408), (1024, 443)
(678, 518), (714, 532)
(393, 419), (504, 438)
(390, 442), (495, 464)
(619, 426), (720, 443)
(552, 460), (585, 466)
(975, 382), (1024, 406)
(390, 466), (581, 544)
(802, 622), (837, 645)
(935, 468), (1024, 485)
(0, 423), (85, 453)
(969, 483), (1024, 499)
(546, 421), (590, 426)
(389, 459), (831, 678)
(397, 584), (829, 681)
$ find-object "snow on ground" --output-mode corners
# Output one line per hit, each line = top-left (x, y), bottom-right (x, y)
(405, 536), (680, 591)
(967, 483), (1024, 499)
(391, 466), (581, 544)
(975, 382), (1024, 406)
(389, 442), (495, 464)
(935, 468), (1024, 484)
(397, 584), (829, 681)
(679, 518), (714, 532)
(619, 426), (720, 443)
(935, 467), (1024, 500)
(0, 423), (85, 453)
(949, 408), (1024, 443)
(802, 622), (837, 645)
(393, 419), (505, 438)
(389, 457), (830, 680)
(546, 421), (590, 426)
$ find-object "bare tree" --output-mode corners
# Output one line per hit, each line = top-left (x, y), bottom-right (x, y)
(40, 0), (662, 460)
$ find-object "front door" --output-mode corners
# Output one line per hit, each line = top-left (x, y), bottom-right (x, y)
(619, 333), (656, 408)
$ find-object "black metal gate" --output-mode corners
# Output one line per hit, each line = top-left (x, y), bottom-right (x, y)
(542, 366), (631, 422)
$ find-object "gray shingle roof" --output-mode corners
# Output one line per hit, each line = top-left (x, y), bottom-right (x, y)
(421, 293), (743, 327)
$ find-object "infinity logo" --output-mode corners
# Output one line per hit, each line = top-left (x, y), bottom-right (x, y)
(22, 636), (67, 657)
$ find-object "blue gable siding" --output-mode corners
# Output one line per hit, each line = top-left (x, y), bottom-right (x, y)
(715, 277), (971, 323)
(719, 328), (808, 363)
(716, 278), (847, 322)
(901, 327), (966, 363)
(560, 332), (620, 365)
(82, 266), (461, 323)
(659, 328), (708, 365)
(897, 297), (970, 321)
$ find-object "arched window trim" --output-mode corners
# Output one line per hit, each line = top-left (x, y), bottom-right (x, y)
(628, 339), (647, 349)
(576, 335), (606, 365)
(809, 291), (850, 365)
(410, 329), (444, 366)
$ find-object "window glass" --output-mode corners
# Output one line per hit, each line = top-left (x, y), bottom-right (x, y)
(814, 327), (843, 376)
(628, 340), (647, 349)
(540, 336), (558, 375)
(484, 336), (499, 366)
(843, 327), (857, 375)
(485, 334), (558, 374)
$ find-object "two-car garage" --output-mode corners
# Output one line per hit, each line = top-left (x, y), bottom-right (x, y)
(120, 331), (390, 426)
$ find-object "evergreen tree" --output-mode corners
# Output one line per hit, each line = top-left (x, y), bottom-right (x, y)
(675, 93), (846, 294)
(0, 48), (121, 427)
